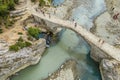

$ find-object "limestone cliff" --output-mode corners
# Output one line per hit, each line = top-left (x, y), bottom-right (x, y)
(100, 59), (120, 80)
(0, 39), (46, 80)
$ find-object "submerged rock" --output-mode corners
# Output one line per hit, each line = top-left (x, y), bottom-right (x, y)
(0, 39), (46, 80)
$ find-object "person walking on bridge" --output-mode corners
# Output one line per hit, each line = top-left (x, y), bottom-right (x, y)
(73, 19), (77, 28)
(75, 22), (77, 28)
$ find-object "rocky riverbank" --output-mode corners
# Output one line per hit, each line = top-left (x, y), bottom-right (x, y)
(90, 0), (120, 80)
(45, 59), (79, 80)
(0, 39), (46, 80)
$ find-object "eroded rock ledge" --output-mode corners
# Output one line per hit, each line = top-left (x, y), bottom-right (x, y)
(0, 39), (46, 80)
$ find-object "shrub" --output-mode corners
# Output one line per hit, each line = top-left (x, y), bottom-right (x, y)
(18, 32), (23, 35)
(25, 41), (32, 47)
(16, 41), (26, 49)
(14, 0), (19, 4)
(39, 0), (52, 6)
(7, 0), (15, 10)
(39, 0), (46, 6)
(18, 36), (23, 42)
(28, 27), (40, 39)
(9, 44), (19, 51)
(27, 35), (33, 41)
(9, 37), (32, 52)
(0, 28), (3, 33)
(31, 0), (36, 2)
(0, 5), (9, 17)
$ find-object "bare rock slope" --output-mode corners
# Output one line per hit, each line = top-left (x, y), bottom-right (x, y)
(0, 39), (46, 80)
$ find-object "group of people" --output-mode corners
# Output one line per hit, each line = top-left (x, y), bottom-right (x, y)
(35, 8), (51, 19)
(36, 8), (78, 28)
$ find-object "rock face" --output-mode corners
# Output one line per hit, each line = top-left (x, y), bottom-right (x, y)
(90, 12), (120, 62)
(90, 0), (120, 80)
(90, 44), (111, 62)
(105, 0), (120, 22)
(100, 59), (120, 80)
(45, 60), (79, 80)
(0, 40), (9, 55)
(0, 39), (46, 80)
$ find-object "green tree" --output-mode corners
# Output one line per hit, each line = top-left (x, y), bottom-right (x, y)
(28, 27), (40, 39)
(7, 0), (15, 10)
(0, 4), (9, 17)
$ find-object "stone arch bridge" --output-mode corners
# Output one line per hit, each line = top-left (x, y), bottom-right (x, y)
(27, 0), (120, 61)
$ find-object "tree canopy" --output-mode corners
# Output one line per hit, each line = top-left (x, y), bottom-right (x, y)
(0, 0), (18, 17)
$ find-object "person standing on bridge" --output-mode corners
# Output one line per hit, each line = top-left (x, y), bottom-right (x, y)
(98, 39), (105, 45)
(75, 22), (77, 28)
(73, 19), (77, 28)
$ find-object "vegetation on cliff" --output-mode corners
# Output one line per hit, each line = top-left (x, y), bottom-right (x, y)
(28, 27), (41, 39)
(9, 37), (32, 52)
(39, 0), (52, 6)
(0, 0), (19, 30)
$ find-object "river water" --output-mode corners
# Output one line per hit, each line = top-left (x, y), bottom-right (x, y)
(11, 0), (106, 80)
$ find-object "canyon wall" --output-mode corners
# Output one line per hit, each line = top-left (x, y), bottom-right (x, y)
(0, 39), (46, 80)
(91, 0), (120, 80)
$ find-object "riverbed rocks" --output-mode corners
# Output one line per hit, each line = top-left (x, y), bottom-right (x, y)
(45, 60), (79, 80)
(0, 39), (46, 80)
(100, 59), (120, 80)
